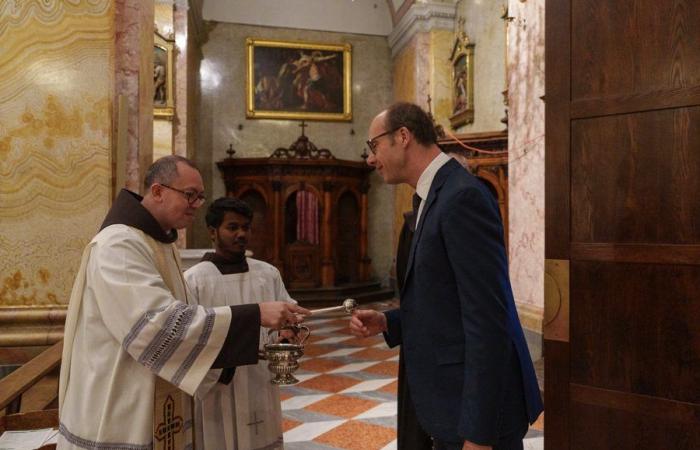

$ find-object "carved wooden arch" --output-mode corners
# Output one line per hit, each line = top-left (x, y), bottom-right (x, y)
(234, 182), (271, 206)
(333, 185), (361, 206)
(283, 182), (323, 204)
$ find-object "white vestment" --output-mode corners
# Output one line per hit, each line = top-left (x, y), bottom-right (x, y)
(58, 225), (233, 450)
(185, 258), (295, 450)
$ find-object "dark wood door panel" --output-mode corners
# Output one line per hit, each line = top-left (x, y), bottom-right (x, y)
(570, 261), (700, 403)
(571, 397), (700, 449)
(571, 0), (700, 102)
(571, 107), (700, 244)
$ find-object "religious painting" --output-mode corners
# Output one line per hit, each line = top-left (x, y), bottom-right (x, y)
(449, 32), (475, 129)
(246, 38), (352, 121)
(154, 32), (174, 118)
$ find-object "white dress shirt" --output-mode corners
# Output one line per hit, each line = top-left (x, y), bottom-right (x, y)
(414, 151), (452, 228)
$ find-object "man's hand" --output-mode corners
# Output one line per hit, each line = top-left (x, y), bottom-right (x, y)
(259, 302), (310, 329)
(349, 309), (387, 338)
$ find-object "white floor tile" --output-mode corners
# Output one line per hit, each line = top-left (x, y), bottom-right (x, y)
(340, 378), (395, 393)
(318, 347), (364, 358)
(328, 362), (378, 373)
(524, 436), (544, 450)
(281, 393), (331, 411)
(354, 401), (397, 419)
(380, 440), (397, 450)
(294, 373), (321, 383)
(283, 420), (347, 442)
(311, 325), (345, 334)
(315, 335), (354, 345)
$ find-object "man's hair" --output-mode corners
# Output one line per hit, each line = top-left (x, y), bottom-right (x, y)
(205, 197), (254, 228)
(384, 102), (438, 146)
(143, 155), (199, 190)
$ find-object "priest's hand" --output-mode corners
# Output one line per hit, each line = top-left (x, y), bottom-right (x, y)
(259, 302), (310, 329)
(349, 309), (387, 338)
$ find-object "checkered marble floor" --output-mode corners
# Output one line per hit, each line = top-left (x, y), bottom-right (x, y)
(280, 300), (544, 450)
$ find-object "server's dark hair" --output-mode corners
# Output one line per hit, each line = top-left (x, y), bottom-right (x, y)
(205, 197), (254, 228)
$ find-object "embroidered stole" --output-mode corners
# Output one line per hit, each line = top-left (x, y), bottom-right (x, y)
(144, 232), (193, 450)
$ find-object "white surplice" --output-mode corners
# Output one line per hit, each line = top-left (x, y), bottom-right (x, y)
(58, 225), (233, 450)
(185, 258), (295, 450)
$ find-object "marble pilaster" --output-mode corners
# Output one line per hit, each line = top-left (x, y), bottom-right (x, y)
(507, 0), (545, 352)
(115, 0), (154, 193)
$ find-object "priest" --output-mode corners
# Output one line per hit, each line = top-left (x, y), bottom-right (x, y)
(186, 197), (294, 450)
(58, 155), (309, 450)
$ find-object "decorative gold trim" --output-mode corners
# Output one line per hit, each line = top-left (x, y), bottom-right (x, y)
(544, 259), (569, 342)
(449, 32), (475, 129)
(246, 38), (352, 122)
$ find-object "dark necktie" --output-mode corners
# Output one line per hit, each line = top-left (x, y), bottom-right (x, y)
(410, 192), (421, 232)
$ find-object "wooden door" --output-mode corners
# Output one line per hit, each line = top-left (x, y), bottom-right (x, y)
(545, 1), (700, 448)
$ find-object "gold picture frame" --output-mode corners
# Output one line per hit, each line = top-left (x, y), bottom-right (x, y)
(154, 32), (174, 119)
(449, 32), (475, 129)
(246, 38), (352, 121)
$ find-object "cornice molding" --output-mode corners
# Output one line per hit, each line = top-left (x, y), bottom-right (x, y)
(387, 1), (456, 57)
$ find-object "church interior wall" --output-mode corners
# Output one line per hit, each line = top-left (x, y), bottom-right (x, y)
(194, 22), (395, 285)
(506, 0), (545, 359)
(0, 1), (114, 308)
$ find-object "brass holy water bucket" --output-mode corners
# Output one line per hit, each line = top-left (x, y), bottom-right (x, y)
(258, 324), (310, 385)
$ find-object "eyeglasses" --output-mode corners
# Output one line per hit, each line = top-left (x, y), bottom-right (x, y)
(366, 126), (403, 154)
(160, 184), (206, 206)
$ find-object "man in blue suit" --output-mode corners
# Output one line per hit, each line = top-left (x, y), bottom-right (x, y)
(350, 103), (543, 450)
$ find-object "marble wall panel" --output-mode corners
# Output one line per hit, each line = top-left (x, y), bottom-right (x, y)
(115, 0), (154, 192)
(507, 0), (545, 319)
(197, 23), (394, 285)
(0, 0), (114, 306)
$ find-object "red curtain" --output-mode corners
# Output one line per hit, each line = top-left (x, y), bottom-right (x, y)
(296, 190), (319, 245)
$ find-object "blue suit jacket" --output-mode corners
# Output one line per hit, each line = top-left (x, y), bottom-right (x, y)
(384, 158), (543, 444)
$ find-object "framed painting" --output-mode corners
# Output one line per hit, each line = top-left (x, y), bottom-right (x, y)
(154, 32), (174, 118)
(246, 38), (352, 121)
(449, 31), (475, 129)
